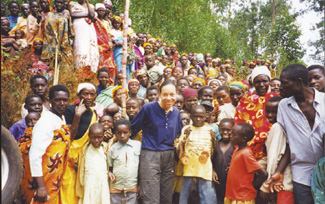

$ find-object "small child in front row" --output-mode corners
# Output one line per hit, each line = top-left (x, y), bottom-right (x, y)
(213, 118), (235, 204)
(107, 119), (141, 204)
(177, 105), (218, 204)
(224, 123), (268, 204)
(260, 96), (294, 204)
(76, 123), (110, 204)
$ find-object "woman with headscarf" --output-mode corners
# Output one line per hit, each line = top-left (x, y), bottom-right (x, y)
(61, 83), (99, 204)
(217, 81), (246, 123)
(70, 0), (99, 80)
(25, 38), (48, 74)
(234, 66), (278, 160)
(94, 3), (117, 79)
(110, 15), (123, 74)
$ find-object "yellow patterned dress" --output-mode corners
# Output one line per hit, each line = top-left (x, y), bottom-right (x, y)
(28, 125), (70, 204)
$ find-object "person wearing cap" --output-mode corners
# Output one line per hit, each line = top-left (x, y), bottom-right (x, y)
(218, 81), (246, 124)
(61, 83), (99, 204)
(135, 69), (149, 98)
(234, 66), (278, 160)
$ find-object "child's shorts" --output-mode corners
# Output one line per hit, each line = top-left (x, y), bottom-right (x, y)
(224, 197), (255, 204)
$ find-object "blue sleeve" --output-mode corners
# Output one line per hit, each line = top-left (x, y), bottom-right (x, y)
(9, 124), (18, 140)
(177, 112), (183, 135)
(131, 105), (147, 138)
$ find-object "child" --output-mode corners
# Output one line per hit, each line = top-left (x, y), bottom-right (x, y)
(182, 88), (199, 114)
(99, 114), (115, 150)
(18, 111), (41, 204)
(175, 94), (184, 112)
(76, 123), (110, 204)
(14, 29), (28, 50)
(180, 112), (190, 127)
(215, 86), (230, 106)
(107, 119), (141, 204)
(213, 118), (235, 204)
(146, 86), (159, 102)
(126, 98), (142, 142)
(177, 105), (218, 203)
(260, 96), (294, 204)
(97, 68), (112, 94)
(225, 123), (268, 204)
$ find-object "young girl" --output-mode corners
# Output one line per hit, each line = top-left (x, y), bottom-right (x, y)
(76, 123), (110, 204)
(213, 118), (235, 204)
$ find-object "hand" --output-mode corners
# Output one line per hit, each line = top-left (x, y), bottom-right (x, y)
(34, 187), (49, 203)
(109, 171), (116, 183)
(75, 99), (87, 117)
(212, 171), (219, 184)
(136, 186), (141, 199)
(265, 172), (284, 193)
(36, 13), (42, 24)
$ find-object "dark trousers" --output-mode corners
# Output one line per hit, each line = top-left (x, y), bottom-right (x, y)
(139, 149), (175, 204)
(293, 181), (314, 204)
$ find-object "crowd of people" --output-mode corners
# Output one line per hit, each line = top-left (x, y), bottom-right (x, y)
(2, 0), (325, 204)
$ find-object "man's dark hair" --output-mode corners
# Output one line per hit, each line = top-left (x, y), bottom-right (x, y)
(307, 65), (325, 75)
(219, 118), (234, 126)
(190, 104), (205, 115)
(198, 86), (214, 99)
(97, 68), (109, 78)
(146, 86), (159, 96)
(25, 94), (41, 105)
(49, 85), (70, 100)
(282, 64), (308, 86)
(177, 78), (189, 86)
(113, 119), (131, 132)
(8, 1), (19, 9)
(267, 96), (283, 103)
(236, 123), (255, 142)
(30, 74), (47, 85)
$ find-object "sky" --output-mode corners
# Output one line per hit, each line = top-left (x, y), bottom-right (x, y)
(230, 0), (323, 65)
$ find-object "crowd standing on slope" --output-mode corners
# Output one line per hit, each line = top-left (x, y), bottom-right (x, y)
(2, 0), (325, 204)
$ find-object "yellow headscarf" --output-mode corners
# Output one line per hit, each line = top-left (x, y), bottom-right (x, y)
(192, 78), (206, 86)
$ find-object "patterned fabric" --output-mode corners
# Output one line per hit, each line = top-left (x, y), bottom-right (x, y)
(234, 91), (277, 159)
(42, 11), (74, 70)
(60, 108), (97, 204)
(9, 16), (27, 35)
(28, 125), (70, 204)
(94, 19), (117, 79)
(26, 14), (44, 44)
(70, 2), (99, 73)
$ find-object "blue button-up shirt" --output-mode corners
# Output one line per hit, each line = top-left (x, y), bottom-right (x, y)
(131, 101), (183, 151)
(277, 90), (325, 186)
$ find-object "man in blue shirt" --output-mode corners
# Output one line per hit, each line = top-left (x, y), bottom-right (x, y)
(131, 80), (182, 204)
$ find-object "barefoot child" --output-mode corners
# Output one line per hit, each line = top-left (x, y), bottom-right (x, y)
(213, 118), (235, 204)
(76, 123), (110, 204)
(225, 123), (268, 204)
(260, 96), (294, 203)
(177, 105), (218, 203)
(107, 119), (141, 204)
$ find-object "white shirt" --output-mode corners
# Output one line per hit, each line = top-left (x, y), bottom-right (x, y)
(29, 111), (66, 177)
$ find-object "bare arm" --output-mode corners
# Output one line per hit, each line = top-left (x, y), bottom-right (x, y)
(33, 177), (48, 203)
(253, 168), (268, 190)
(69, 99), (87, 141)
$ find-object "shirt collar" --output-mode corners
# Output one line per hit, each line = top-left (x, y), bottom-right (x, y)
(287, 89), (321, 107)
(158, 101), (174, 114)
(115, 139), (133, 149)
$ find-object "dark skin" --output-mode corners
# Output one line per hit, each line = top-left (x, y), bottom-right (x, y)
(21, 4), (31, 18)
(40, 0), (50, 12)
(180, 56), (187, 69)
(145, 55), (154, 69)
(216, 90), (229, 106)
(30, 1), (42, 24)
(1, 3), (5, 17)
(265, 101), (279, 124)
(33, 40), (43, 56)
(200, 88), (214, 103)
(180, 112), (190, 126)
(112, 19), (122, 46)
(24, 97), (43, 114)
(54, 0), (65, 13)
(1, 21), (10, 36)
(126, 100), (139, 121)
(33, 91), (69, 203)
(219, 121), (233, 154)
(267, 71), (317, 192)
(116, 73), (123, 86)
(229, 87), (244, 107)
(308, 69), (325, 92)
(136, 33), (144, 47)
(253, 74), (270, 96)
(174, 94), (184, 111)
(9, 3), (19, 17)
(231, 125), (268, 189)
(89, 128), (104, 148)
(176, 79), (189, 94)
(137, 74), (149, 87)
(97, 71), (110, 89)
(128, 82), (140, 98)
(96, 7), (106, 20)
(30, 78), (50, 110)
(184, 96), (198, 113)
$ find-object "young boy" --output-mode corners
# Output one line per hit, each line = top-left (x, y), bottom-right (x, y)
(97, 68), (112, 94)
(177, 105), (218, 204)
(99, 114), (115, 151)
(107, 119), (141, 204)
(76, 123), (110, 204)
(175, 94), (185, 112)
(126, 99), (142, 142)
(225, 123), (268, 204)
(146, 86), (159, 102)
(259, 96), (294, 203)
(213, 118), (235, 204)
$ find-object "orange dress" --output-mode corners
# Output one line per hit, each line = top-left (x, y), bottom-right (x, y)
(28, 125), (70, 204)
